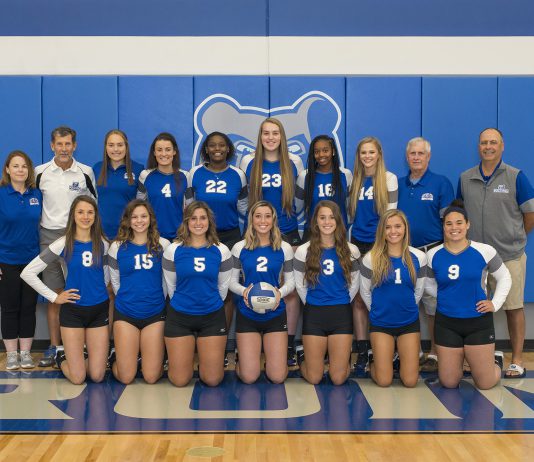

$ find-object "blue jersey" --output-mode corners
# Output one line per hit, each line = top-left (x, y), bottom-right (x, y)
(21, 237), (109, 306)
(426, 242), (511, 318)
(0, 185), (42, 264)
(93, 161), (144, 239)
(294, 242), (360, 306)
(108, 238), (170, 319)
(351, 172), (398, 243)
(295, 168), (352, 229)
(360, 248), (426, 328)
(186, 164), (248, 231)
(163, 242), (232, 315)
(137, 168), (188, 240)
(230, 240), (294, 321)
(398, 170), (454, 247)
(240, 153), (303, 234)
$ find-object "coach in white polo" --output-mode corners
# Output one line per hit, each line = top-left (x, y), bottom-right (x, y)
(35, 126), (97, 366)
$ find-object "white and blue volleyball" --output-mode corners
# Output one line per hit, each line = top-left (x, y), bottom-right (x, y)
(247, 282), (278, 314)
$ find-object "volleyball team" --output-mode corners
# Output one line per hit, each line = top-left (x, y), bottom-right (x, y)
(0, 118), (513, 391)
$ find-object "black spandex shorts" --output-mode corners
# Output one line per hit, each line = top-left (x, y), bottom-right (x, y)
(302, 303), (353, 337)
(60, 299), (109, 328)
(113, 307), (166, 330)
(370, 318), (420, 337)
(435, 311), (495, 347)
(217, 227), (242, 251)
(164, 305), (227, 338)
(235, 309), (287, 334)
(281, 228), (302, 247)
(350, 237), (373, 256)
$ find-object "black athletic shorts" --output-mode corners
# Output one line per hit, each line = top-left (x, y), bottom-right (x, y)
(235, 308), (288, 334)
(350, 237), (373, 256)
(435, 311), (495, 348)
(281, 228), (302, 247)
(113, 307), (166, 330)
(60, 299), (109, 328)
(302, 303), (353, 337)
(217, 227), (242, 251)
(164, 305), (227, 338)
(370, 318), (420, 337)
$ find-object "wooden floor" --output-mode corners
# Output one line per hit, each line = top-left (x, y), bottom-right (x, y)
(1, 351), (533, 462)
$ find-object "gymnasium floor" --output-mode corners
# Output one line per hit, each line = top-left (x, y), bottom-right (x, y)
(1, 352), (533, 461)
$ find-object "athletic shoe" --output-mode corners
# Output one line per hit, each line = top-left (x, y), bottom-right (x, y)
(393, 352), (400, 373)
(38, 345), (57, 367)
(19, 350), (35, 369)
(366, 349), (374, 372)
(354, 350), (368, 371)
(420, 354), (438, 372)
(234, 349), (239, 364)
(107, 347), (116, 369)
(287, 346), (297, 367)
(224, 352), (229, 368)
(6, 352), (19, 370)
(54, 346), (66, 369)
(494, 351), (504, 370)
(83, 345), (88, 360)
(296, 345), (305, 367)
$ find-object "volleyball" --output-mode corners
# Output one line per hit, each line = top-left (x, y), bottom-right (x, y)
(247, 282), (278, 314)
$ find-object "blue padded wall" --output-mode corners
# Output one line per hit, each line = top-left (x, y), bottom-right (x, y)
(345, 77), (421, 173)
(41, 76), (118, 167)
(118, 77), (194, 168)
(0, 77), (42, 166)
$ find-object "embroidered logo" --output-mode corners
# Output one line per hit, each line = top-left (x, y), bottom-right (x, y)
(421, 193), (434, 201)
(29, 198), (40, 205)
(69, 182), (81, 192)
(124, 172), (136, 180)
(493, 184), (509, 194)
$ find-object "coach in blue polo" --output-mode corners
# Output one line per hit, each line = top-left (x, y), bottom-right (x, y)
(458, 128), (534, 378)
(398, 137), (454, 372)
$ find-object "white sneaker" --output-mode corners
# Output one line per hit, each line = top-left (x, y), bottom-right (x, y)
(19, 350), (35, 369)
(6, 352), (20, 370)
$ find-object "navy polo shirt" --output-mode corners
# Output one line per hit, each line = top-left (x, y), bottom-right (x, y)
(0, 185), (42, 264)
(398, 169), (454, 248)
(93, 161), (144, 239)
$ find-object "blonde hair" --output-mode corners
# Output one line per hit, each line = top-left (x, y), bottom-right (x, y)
(369, 209), (416, 286)
(248, 118), (295, 215)
(243, 200), (282, 250)
(349, 137), (388, 220)
(304, 200), (353, 287)
(176, 201), (219, 247)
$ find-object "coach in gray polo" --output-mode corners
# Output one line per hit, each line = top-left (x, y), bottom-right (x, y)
(458, 128), (534, 378)
(35, 126), (97, 366)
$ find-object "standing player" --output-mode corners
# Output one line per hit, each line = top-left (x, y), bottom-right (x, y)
(108, 200), (169, 384)
(348, 136), (398, 371)
(0, 151), (42, 370)
(294, 201), (360, 385)
(137, 133), (188, 240)
(360, 210), (427, 387)
(187, 131), (248, 363)
(21, 196), (110, 385)
(240, 118), (303, 366)
(93, 129), (143, 240)
(163, 201), (232, 387)
(230, 201), (295, 384)
(426, 200), (512, 389)
(295, 135), (352, 238)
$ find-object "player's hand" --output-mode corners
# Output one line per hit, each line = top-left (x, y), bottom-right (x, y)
(243, 284), (253, 308)
(55, 289), (80, 304)
(476, 300), (495, 313)
(272, 288), (281, 310)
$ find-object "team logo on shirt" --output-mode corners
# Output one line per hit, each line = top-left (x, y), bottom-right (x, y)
(421, 193), (434, 201)
(29, 198), (40, 205)
(493, 184), (509, 194)
(69, 182), (81, 191)
(193, 92), (343, 168)
(124, 172), (136, 180)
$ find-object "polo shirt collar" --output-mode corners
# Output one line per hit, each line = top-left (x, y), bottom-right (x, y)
(5, 183), (30, 195)
(406, 168), (431, 186)
(51, 157), (78, 172)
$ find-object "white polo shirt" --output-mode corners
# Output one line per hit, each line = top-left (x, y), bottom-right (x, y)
(35, 158), (97, 230)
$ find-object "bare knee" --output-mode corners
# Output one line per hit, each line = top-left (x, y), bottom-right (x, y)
(373, 375), (393, 387)
(68, 371), (87, 385)
(89, 370), (106, 383)
(400, 376), (418, 388)
(238, 369), (260, 384)
(473, 377), (499, 390)
(143, 371), (162, 384)
(329, 369), (349, 386)
(439, 375), (461, 388)
(302, 368), (324, 385)
(168, 371), (192, 387)
(200, 372), (223, 387)
(266, 370), (287, 384)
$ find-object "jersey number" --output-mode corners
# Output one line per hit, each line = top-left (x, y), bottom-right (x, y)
(194, 257), (206, 272)
(205, 180), (227, 194)
(262, 173), (282, 187)
(256, 256), (268, 272)
(394, 268), (402, 284)
(358, 186), (374, 200)
(81, 251), (93, 267)
(318, 183), (333, 198)
(322, 259), (334, 275)
(448, 264), (460, 280)
(161, 183), (172, 198)
(134, 254), (153, 270)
